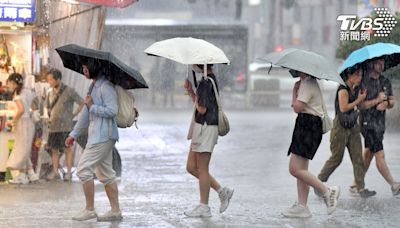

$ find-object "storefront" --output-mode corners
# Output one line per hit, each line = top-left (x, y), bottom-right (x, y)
(0, 0), (49, 176)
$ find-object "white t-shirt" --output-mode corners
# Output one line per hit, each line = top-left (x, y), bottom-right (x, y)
(297, 78), (324, 117)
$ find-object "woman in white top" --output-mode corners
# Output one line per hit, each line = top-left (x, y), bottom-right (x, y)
(282, 70), (339, 218)
(6, 73), (38, 184)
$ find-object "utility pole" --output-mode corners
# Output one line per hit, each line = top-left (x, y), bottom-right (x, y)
(267, 0), (276, 53)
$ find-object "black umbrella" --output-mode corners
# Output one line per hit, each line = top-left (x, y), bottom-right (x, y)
(56, 44), (148, 89)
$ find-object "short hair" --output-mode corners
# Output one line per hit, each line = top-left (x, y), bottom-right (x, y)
(47, 68), (62, 80)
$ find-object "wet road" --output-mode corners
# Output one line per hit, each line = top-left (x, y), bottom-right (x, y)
(0, 109), (399, 227)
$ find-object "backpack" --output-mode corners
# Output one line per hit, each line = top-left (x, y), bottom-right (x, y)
(114, 85), (139, 128)
(99, 82), (139, 128)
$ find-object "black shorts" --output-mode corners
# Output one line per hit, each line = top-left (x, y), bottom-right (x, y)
(362, 129), (384, 153)
(47, 132), (70, 152)
(288, 113), (323, 160)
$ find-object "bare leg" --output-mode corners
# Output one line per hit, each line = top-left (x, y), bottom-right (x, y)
(292, 155), (310, 206)
(104, 182), (120, 212)
(51, 149), (60, 174)
(64, 147), (74, 174)
(374, 151), (396, 186)
(363, 148), (374, 173)
(196, 152), (212, 204)
(289, 154), (328, 205)
(352, 147), (373, 187)
(186, 150), (221, 191)
(82, 180), (95, 211)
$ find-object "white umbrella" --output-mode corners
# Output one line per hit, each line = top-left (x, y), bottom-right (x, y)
(144, 37), (230, 65)
(258, 48), (345, 85)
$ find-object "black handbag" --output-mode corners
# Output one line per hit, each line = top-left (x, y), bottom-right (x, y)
(338, 109), (359, 129)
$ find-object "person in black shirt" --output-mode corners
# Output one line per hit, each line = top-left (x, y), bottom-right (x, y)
(359, 58), (400, 196)
(317, 64), (376, 198)
(183, 64), (233, 217)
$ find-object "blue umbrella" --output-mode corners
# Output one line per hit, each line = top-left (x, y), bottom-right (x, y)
(339, 42), (400, 74)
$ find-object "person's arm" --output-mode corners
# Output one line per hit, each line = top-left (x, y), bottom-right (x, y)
(385, 81), (395, 109)
(292, 100), (306, 113)
(12, 98), (24, 125)
(73, 103), (85, 117)
(195, 100), (207, 114)
(187, 88), (196, 103)
(89, 83), (118, 118)
(387, 96), (395, 109)
(69, 106), (89, 139)
(291, 80), (301, 108)
(292, 80), (309, 113)
(339, 89), (366, 112)
(71, 89), (85, 117)
(359, 92), (386, 110)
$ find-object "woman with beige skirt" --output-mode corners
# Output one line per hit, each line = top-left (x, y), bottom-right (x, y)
(6, 73), (38, 184)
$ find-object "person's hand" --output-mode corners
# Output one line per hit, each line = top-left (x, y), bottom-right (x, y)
(377, 92), (387, 103)
(65, 136), (75, 147)
(85, 95), (93, 108)
(376, 102), (387, 111)
(358, 89), (367, 101)
(184, 79), (192, 90)
(293, 80), (301, 97)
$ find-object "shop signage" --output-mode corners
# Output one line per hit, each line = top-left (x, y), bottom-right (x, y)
(0, 0), (35, 23)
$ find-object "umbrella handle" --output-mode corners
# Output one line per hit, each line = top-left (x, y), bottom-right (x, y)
(186, 64), (189, 80)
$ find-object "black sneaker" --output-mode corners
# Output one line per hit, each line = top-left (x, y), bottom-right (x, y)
(359, 189), (376, 198)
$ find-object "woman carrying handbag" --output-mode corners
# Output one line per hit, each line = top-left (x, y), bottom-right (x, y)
(183, 64), (233, 217)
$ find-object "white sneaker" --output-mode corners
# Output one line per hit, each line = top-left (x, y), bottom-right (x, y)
(9, 174), (29, 185)
(391, 182), (400, 196)
(314, 187), (324, 198)
(349, 186), (359, 197)
(184, 204), (212, 217)
(72, 209), (97, 221)
(282, 202), (312, 218)
(323, 186), (340, 215)
(97, 210), (122, 221)
(218, 187), (234, 213)
(28, 173), (39, 182)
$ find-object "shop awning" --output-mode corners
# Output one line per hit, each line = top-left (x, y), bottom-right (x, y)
(78, 0), (137, 8)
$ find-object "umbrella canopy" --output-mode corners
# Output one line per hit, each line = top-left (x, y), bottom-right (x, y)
(258, 48), (345, 85)
(144, 37), (230, 65)
(339, 42), (400, 74)
(56, 44), (148, 89)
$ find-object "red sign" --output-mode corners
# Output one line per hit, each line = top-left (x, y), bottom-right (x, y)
(78, 0), (136, 8)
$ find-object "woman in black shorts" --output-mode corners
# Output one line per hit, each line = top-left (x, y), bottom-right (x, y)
(282, 71), (340, 218)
